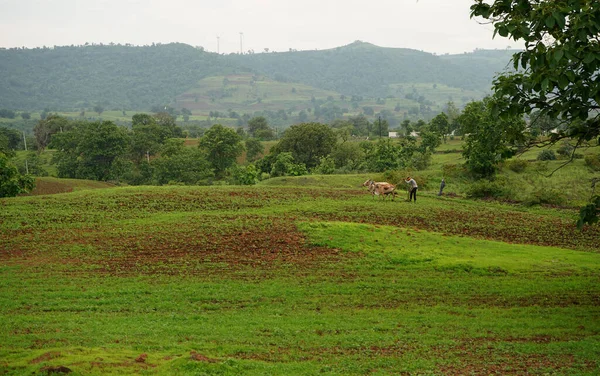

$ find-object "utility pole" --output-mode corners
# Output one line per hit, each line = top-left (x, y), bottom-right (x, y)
(217, 35), (220, 54)
(378, 116), (382, 139)
(23, 131), (29, 174)
(239, 32), (243, 54)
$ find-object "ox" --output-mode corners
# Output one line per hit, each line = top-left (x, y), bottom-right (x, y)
(362, 179), (398, 200)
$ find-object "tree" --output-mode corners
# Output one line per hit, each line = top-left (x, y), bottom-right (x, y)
(273, 122), (337, 168)
(33, 114), (70, 152)
(471, 0), (600, 225)
(458, 98), (527, 178)
(248, 116), (274, 140)
(245, 138), (264, 162)
(50, 120), (131, 181)
(152, 140), (213, 185)
(429, 112), (450, 142)
(93, 105), (104, 116)
(470, 0), (599, 146)
(0, 153), (35, 197)
(198, 124), (244, 177)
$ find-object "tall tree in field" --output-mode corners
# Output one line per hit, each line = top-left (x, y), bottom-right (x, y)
(273, 122), (337, 169)
(470, 0), (600, 224)
(198, 124), (244, 177)
(458, 98), (527, 178)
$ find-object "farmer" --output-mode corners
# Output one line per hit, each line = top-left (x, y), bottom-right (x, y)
(438, 178), (446, 196)
(405, 177), (418, 202)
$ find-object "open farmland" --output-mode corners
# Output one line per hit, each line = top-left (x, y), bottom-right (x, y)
(1, 182), (599, 375)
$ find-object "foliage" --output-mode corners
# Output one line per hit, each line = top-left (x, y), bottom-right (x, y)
(17, 151), (48, 176)
(410, 151), (433, 171)
(270, 152), (308, 177)
(523, 186), (566, 207)
(537, 149), (557, 161)
(466, 179), (510, 199)
(330, 142), (365, 170)
(0, 127), (22, 155)
(244, 138), (264, 162)
(459, 98), (527, 178)
(227, 164), (259, 185)
(0, 43), (233, 110)
(577, 195), (600, 229)
(198, 124), (244, 177)
(274, 122), (337, 168)
(0, 152), (35, 197)
(429, 112), (450, 142)
(247, 116), (274, 140)
(470, 0), (600, 147)
(505, 158), (528, 173)
(313, 155), (336, 175)
(33, 114), (71, 152)
(152, 144), (214, 185)
(50, 120), (130, 181)
(584, 154), (600, 171)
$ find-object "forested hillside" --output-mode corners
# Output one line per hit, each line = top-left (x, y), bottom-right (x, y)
(0, 42), (516, 111)
(232, 41), (515, 97)
(0, 43), (238, 110)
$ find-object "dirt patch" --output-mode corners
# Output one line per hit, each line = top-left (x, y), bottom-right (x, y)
(190, 351), (218, 363)
(30, 351), (62, 364)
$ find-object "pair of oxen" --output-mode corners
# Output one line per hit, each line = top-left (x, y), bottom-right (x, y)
(362, 179), (399, 200)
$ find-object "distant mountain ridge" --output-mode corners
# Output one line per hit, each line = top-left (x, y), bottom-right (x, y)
(0, 41), (517, 111)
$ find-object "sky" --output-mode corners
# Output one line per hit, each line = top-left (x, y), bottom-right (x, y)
(0, 0), (518, 55)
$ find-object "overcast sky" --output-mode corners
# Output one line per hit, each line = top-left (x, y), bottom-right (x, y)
(0, 0), (517, 54)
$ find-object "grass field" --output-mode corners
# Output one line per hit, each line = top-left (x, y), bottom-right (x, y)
(1, 178), (599, 375)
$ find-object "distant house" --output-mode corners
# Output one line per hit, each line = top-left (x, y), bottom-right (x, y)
(388, 131), (398, 138)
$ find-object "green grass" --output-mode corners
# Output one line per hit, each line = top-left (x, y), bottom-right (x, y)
(1, 184), (599, 375)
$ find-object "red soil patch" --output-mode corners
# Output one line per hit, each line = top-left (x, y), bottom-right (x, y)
(190, 351), (218, 363)
(30, 351), (62, 364)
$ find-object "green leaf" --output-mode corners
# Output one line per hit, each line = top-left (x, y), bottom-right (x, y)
(545, 15), (556, 28)
(498, 26), (509, 38)
(541, 78), (550, 91)
(558, 75), (570, 90)
(554, 49), (564, 63)
(584, 53), (596, 64)
(553, 11), (566, 29)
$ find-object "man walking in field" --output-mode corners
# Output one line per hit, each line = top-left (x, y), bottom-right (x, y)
(405, 177), (418, 203)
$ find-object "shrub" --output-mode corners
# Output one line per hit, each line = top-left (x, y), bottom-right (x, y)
(584, 154), (600, 171)
(466, 179), (509, 199)
(227, 164), (258, 185)
(537, 149), (556, 161)
(314, 156), (336, 175)
(523, 188), (566, 207)
(506, 159), (528, 173)
(557, 141), (574, 158)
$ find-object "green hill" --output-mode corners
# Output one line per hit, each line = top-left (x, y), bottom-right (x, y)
(0, 42), (517, 114)
(0, 43), (238, 110)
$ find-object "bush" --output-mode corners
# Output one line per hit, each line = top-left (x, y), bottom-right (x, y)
(466, 179), (509, 199)
(557, 141), (574, 158)
(537, 149), (556, 161)
(313, 156), (336, 175)
(506, 159), (528, 173)
(584, 154), (600, 171)
(523, 188), (566, 207)
(227, 164), (258, 185)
